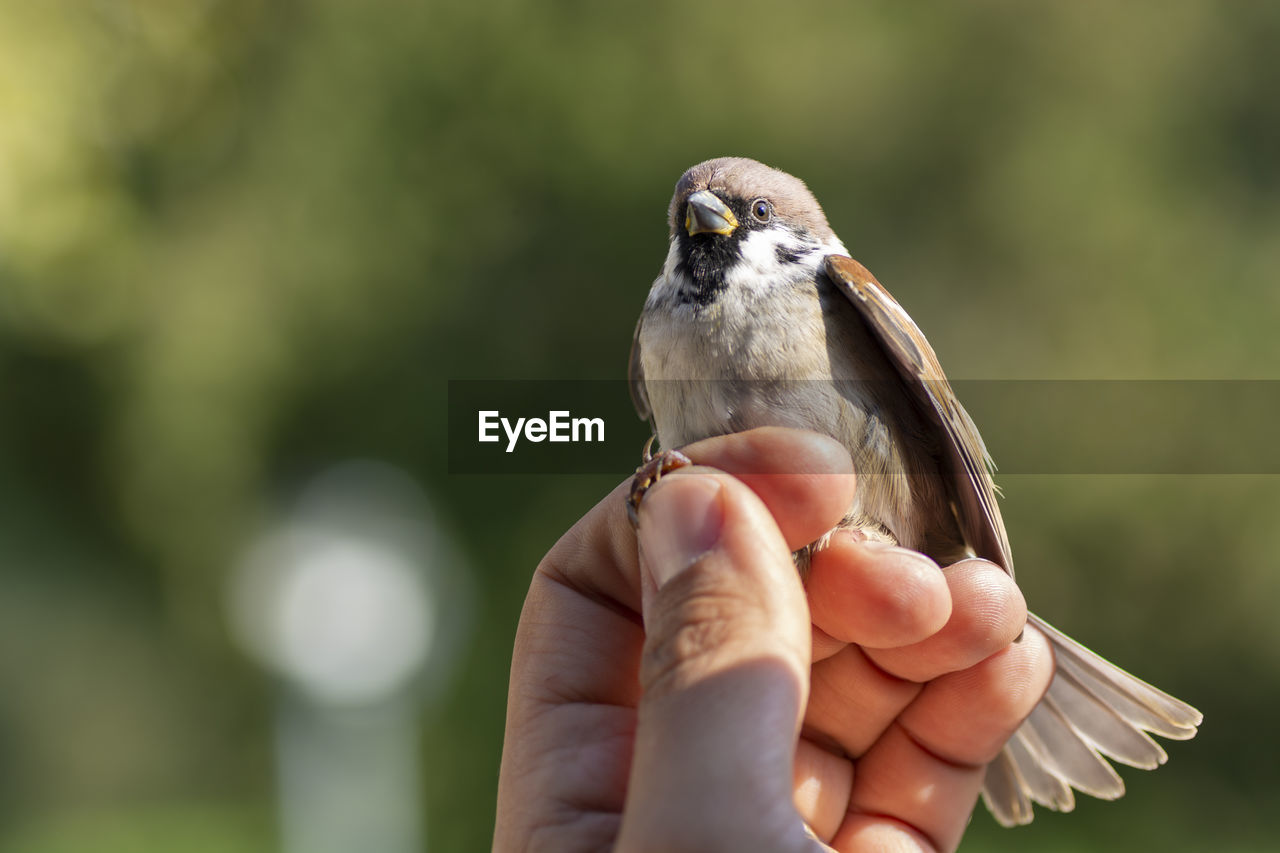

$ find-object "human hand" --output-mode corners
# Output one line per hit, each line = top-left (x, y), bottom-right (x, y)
(494, 427), (1053, 852)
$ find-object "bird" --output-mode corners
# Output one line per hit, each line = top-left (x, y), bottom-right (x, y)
(627, 156), (1202, 827)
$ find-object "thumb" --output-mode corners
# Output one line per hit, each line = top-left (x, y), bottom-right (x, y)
(616, 469), (815, 853)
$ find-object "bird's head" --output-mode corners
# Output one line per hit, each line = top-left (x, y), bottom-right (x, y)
(663, 157), (844, 305)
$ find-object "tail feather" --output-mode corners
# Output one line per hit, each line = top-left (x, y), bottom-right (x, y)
(980, 612), (1202, 826)
(1008, 731), (1075, 811)
(1023, 697), (1125, 798)
(980, 748), (1033, 827)
(1039, 614), (1201, 739)
(1050, 667), (1167, 769)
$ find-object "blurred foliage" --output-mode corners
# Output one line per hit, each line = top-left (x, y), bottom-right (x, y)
(1, 0), (1278, 850)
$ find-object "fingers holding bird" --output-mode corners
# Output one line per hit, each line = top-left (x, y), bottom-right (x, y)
(673, 426), (857, 551)
(865, 558), (1028, 683)
(626, 427), (1047, 848)
(832, 626), (1053, 852)
(807, 533), (953, 654)
(797, 548), (1045, 849)
(658, 428), (1038, 749)
(801, 552), (1034, 760)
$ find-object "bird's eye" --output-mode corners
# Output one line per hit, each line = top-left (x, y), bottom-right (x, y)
(751, 199), (771, 221)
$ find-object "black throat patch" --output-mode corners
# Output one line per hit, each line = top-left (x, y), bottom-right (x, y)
(674, 230), (744, 306)
(672, 194), (760, 306)
(670, 196), (819, 307)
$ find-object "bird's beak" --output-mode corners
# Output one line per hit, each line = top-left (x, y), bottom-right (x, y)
(685, 190), (739, 236)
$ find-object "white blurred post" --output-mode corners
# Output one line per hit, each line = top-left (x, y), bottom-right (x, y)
(275, 697), (422, 853)
(229, 461), (468, 853)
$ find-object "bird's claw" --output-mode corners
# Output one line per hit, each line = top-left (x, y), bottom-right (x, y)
(626, 445), (693, 528)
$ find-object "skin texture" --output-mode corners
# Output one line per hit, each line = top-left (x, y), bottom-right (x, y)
(494, 428), (1053, 852)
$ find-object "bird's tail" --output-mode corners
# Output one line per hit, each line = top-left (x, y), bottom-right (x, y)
(980, 613), (1203, 827)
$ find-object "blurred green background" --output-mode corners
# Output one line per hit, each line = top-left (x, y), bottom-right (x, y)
(2, 1), (1278, 850)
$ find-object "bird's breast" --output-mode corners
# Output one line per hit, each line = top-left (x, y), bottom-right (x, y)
(639, 270), (955, 556)
(639, 275), (896, 447)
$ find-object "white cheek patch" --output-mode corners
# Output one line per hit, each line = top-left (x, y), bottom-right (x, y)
(660, 239), (682, 279)
(724, 229), (825, 295)
(646, 240), (687, 308)
(648, 230), (851, 309)
(738, 229), (789, 273)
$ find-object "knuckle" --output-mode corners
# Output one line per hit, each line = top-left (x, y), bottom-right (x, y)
(958, 629), (1055, 743)
(969, 648), (1042, 726)
(639, 575), (767, 697)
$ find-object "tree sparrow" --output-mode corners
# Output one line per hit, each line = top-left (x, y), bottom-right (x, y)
(627, 156), (1202, 826)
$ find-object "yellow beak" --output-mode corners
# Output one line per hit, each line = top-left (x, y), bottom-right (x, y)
(685, 190), (739, 236)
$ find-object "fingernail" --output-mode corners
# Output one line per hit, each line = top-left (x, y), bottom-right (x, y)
(858, 540), (939, 569)
(637, 474), (725, 588)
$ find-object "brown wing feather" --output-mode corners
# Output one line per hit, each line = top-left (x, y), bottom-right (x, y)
(629, 315), (652, 422)
(823, 254), (1014, 575)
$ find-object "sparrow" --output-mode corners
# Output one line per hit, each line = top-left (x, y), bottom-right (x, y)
(627, 156), (1202, 826)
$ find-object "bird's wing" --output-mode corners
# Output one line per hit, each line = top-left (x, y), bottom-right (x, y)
(628, 315), (652, 421)
(826, 255), (1203, 826)
(824, 254), (1014, 575)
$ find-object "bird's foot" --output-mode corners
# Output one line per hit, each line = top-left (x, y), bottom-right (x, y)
(626, 442), (693, 528)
